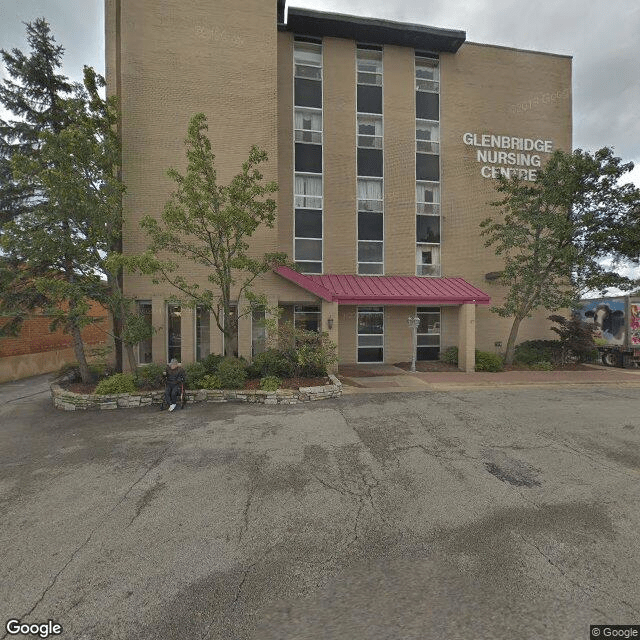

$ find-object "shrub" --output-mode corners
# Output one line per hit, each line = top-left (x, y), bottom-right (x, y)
(475, 350), (504, 372)
(260, 375), (281, 391)
(57, 361), (113, 382)
(217, 357), (248, 389)
(247, 349), (294, 379)
(513, 340), (561, 365)
(548, 314), (597, 363)
(201, 353), (224, 375)
(198, 374), (221, 390)
(184, 362), (207, 388)
(440, 347), (458, 365)
(136, 363), (165, 388)
(94, 373), (137, 395)
(530, 361), (553, 371)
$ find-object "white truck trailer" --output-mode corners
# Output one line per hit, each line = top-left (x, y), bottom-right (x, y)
(576, 296), (640, 368)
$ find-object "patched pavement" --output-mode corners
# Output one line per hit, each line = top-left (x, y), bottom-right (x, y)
(1, 376), (639, 639)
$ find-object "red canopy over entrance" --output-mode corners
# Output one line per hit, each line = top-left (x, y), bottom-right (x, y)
(274, 266), (490, 306)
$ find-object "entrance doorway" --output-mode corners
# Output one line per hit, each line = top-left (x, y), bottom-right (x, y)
(416, 306), (440, 360)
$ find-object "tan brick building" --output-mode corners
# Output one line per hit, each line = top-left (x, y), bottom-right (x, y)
(105, 0), (572, 371)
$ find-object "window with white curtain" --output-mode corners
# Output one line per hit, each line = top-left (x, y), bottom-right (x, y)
(416, 119), (439, 154)
(357, 114), (383, 148)
(295, 174), (322, 209)
(416, 181), (440, 215)
(295, 107), (322, 144)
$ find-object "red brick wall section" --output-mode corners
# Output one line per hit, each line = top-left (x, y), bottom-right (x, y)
(0, 300), (109, 358)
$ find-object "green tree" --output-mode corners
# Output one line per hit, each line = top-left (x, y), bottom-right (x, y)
(481, 147), (640, 364)
(130, 113), (288, 355)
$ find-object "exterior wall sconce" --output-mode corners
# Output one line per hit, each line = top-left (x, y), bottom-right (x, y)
(327, 316), (334, 330)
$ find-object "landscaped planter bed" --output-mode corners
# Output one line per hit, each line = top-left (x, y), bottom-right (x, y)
(51, 374), (342, 410)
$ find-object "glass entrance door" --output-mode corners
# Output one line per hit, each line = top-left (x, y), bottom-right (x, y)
(416, 306), (440, 360)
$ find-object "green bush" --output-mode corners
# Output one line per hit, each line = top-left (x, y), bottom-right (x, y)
(217, 357), (248, 389)
(260, 375), (281, 391)
(514, 340), (561, 365)
(474, 350), (504, 372)
(247, 349), (294, 379)
(94, 373), (137, 395)
(136, 363), (164, 388)
(198, 374), (221, 390)
(530, 361), (553, 371)
(184, 362), (207, 388)
(201, 353), (224, 375)
(440, 347), (458, 365)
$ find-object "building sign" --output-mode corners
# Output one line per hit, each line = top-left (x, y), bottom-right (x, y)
(463, 132), (554, 181)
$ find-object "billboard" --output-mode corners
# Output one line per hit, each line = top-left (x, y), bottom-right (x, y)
(576, 299), (626, 346)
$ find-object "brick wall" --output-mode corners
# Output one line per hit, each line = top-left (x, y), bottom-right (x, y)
(0, 300), (110, 358)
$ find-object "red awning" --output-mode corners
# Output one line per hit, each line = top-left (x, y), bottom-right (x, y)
(275, 266), (490, 305)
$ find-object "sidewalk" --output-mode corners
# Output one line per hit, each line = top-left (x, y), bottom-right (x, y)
(338, 363), (640, 393)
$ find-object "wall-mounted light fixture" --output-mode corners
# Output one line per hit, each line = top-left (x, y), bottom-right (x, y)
(327, 316), (334, 330)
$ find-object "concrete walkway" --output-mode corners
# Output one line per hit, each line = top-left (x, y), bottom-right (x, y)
(339, 363), (640, 393)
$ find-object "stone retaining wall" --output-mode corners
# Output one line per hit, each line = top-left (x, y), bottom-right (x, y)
(51, 375), (342, 410)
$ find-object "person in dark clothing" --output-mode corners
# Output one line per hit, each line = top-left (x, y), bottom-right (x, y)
(162, 358), (185, 411)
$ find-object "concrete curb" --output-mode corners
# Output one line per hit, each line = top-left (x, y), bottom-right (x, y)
(50, 374), (343, 410)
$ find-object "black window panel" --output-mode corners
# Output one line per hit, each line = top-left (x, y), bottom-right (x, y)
(416, 153), (440, 181)
(358, 211), (383, 240)
(358, 347), (384, 362)
(417, 346), (440, 361)
(295, 78), (322, 108)
(416, 215), (440, 243)
(295, 209), (322, 238)
(417, 306), (440, 312)
(295, 143), (323, 173)
(357, 85), (382, 114)
(296, 261), (322, 274)
(357, 148), (383, 177)
(416, 91), (439, 120)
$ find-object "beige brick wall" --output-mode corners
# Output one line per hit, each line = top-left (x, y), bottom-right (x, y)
(383, 45), (416, 276)
(109, 2), (572, 365)
(440, 42), (572, 352)
(323, 37), (357, 274)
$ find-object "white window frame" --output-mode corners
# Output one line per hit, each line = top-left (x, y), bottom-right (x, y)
(356, 47), (383, 86)
(415, 56), (440, 93)
(416, 118), (440, 154)
(295, 106), (323, 145)
(416, 306), (441, 359)
(194, 305), (211, 362)
(136, 300), (153, 365)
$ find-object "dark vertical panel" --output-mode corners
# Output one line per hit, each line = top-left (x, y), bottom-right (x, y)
(357, 85), (382, 114)
(416, 153), (440, 181)
(416, 92), (439, 120)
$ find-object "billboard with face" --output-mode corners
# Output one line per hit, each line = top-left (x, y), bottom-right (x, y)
(576, 299), (626, 346)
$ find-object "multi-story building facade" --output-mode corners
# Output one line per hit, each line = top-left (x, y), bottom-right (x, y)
(105, 0), (572, 371)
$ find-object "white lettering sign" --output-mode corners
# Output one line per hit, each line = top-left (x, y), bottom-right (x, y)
(463, 132), (554, 181)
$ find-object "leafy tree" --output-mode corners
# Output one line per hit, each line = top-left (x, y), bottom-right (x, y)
(547, 314), (597, 364)
(481, 147), (640, 364)
(129, 113), (288, 355)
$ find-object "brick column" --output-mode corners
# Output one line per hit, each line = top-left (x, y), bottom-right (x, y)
(181, 306), (195, 365)
(321, 299), (339, 373)
(458, 303), (476, 373)
(151, 297), (165, 366)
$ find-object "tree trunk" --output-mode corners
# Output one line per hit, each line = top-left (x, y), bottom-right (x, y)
(504, 314), (526, 365)
(69, 319), (91, 383)
(125, 342), (138, 374)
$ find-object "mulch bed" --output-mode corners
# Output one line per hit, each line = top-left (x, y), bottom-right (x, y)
(61, 377), (332, 395)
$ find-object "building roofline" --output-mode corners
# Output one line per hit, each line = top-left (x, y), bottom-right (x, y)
(464, 40), (573, 60)
(283, 6), (466, 53)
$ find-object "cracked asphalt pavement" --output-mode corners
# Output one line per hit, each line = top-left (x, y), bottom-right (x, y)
(1, 375), (639, 639)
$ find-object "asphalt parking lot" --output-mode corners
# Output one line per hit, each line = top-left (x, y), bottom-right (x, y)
(1, 375), (639, 639)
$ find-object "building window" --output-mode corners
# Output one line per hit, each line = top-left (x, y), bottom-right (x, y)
(195, 306), (210, 361)
(415, 54), (440, 277)
(167, 304), (181, 362)
(136, 301), (153, 364)
(356, 46), (382, 113)
(357, 114), (383, 149)
(416, 119), (439, 154)
(357, 46), (383, 275)
(417, 306), (440, 360)
(417, 245), (441, 276)
(294, 39), (323, 274)
(294, 107), (322, 144)
(358, 306), (384, 362)
(251, 307), (266, 357)
(294, 305), (321, 332)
